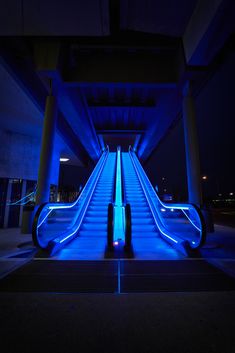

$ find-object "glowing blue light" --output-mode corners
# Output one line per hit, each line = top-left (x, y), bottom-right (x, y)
(114, 241), (119, 246)
(161, 208), (166, 212)
(37, 209), (53, 228)
(40, 149), (110, 247)
(182, 209), (201, 232)
(7, 186), (37, 206)
(58, 152), (109, 244)
(113, 147), (125, 241)
(128, 150), (180, 245)
(48, 151), (107, 210)
(129, 148), (202, 246)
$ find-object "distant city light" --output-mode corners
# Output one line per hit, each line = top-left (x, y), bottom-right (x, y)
(60, 158), (70, 162)
(164, 189), (167, 192)
(202, 175), (207, 180)
(114, 241), (119, 246)
(230, 192), (234, 196)
(219, 194), (222, 196)
(162, 177), (165, 181)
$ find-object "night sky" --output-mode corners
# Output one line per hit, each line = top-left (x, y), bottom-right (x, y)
(145, 51), (235, 201)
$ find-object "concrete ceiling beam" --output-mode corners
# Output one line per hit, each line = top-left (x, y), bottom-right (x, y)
(183, 0), (235, 66)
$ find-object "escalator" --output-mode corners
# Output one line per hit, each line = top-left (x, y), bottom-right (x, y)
(79, 153), (115, 239)
(33, 145), (206, 258)
(122, 152), (177, 258)
(121, 148), (206, 256)
(32, 148), (116, 256)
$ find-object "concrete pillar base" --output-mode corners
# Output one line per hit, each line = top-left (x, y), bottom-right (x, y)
(201, 205), (214, 233)
(21, 206), (36, 234)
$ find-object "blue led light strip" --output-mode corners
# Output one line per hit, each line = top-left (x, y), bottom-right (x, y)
(129, 150), (180, 244)
(182, 209), (201, 232)
(57, 150), (110, 245)
(35, 148), (109, 250)
(130, 149), (202, 233)
(129, 147), (203, 249)
(48, 152), (106, 210)
(7, 187), (37, 206)
(113, 146), (124, 241)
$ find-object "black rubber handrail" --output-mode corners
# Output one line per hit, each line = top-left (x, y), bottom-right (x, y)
(32, 202), (48, 248)
(124, 203), (132, 252)
(120, 147), (127, 205)
(107, 148), (118, 252)
(112, 149), (118, 204)
(107, 203), (114, 251)
(120, 148), (132, 252)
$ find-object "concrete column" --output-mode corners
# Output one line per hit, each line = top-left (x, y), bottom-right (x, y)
(182, 81), (202, 206)
(4, 179), (12, 228)
(36, 95), (58, 205)
(19, 179), (27, 227)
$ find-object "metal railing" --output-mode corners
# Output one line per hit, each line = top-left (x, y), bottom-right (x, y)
(32, 147), (109, 255)
(129, 146), (206, 255)
(120, 148), (132, 252)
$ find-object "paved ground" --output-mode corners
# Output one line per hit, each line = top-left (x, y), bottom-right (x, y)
(1, 226), (235, 353)
(212, 207), (235, 228)
(0, 291), (235, 353)
(1, 225), (235, 277)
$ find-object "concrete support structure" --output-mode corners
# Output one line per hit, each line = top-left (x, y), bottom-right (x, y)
(19, 179), (27, 227)
(183, 81), (202, 207)
(3, 180), (12, 228)
(35, 95), (58, 205)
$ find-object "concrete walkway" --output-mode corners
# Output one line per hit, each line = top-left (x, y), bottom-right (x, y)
(1, 225), (235, 277)
(0, 228), (35, 279)
(0, 226), (235, 353)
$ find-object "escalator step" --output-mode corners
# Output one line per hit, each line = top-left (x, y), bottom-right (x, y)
(92, 197), (111, 202)
(82, 216), (107, 223)
(132, 231), (158, 237)
(132, 224), (156, 231)
(86, 208), (108, 216)
(128, 204), (149, 208)
(88, 205), (109, 210)
(80, 223), (107, 231)
(79, 230), (106, 237)
(130, 210), (150, 215)
(132, 218), (155, 224)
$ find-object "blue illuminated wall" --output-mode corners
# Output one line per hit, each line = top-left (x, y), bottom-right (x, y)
(0, 129), (60, 185)
(0, 63), (61, 186)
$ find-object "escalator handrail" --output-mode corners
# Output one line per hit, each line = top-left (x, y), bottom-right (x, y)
(107, 203), (114, 251)
(120, 148), (132, 251)
(129, 147), (206, 249)
(7, 186), (37, 206)
(120, 148), (127, 206)
(129, 150), (183, 245)
(130, 148), (205, 230)
(112, 150), (118, 204)
(44, 146), (109, 211)
(107, 147), (119, 252)
(124, 203), (132, 251)
(33, 146), (109, 249)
